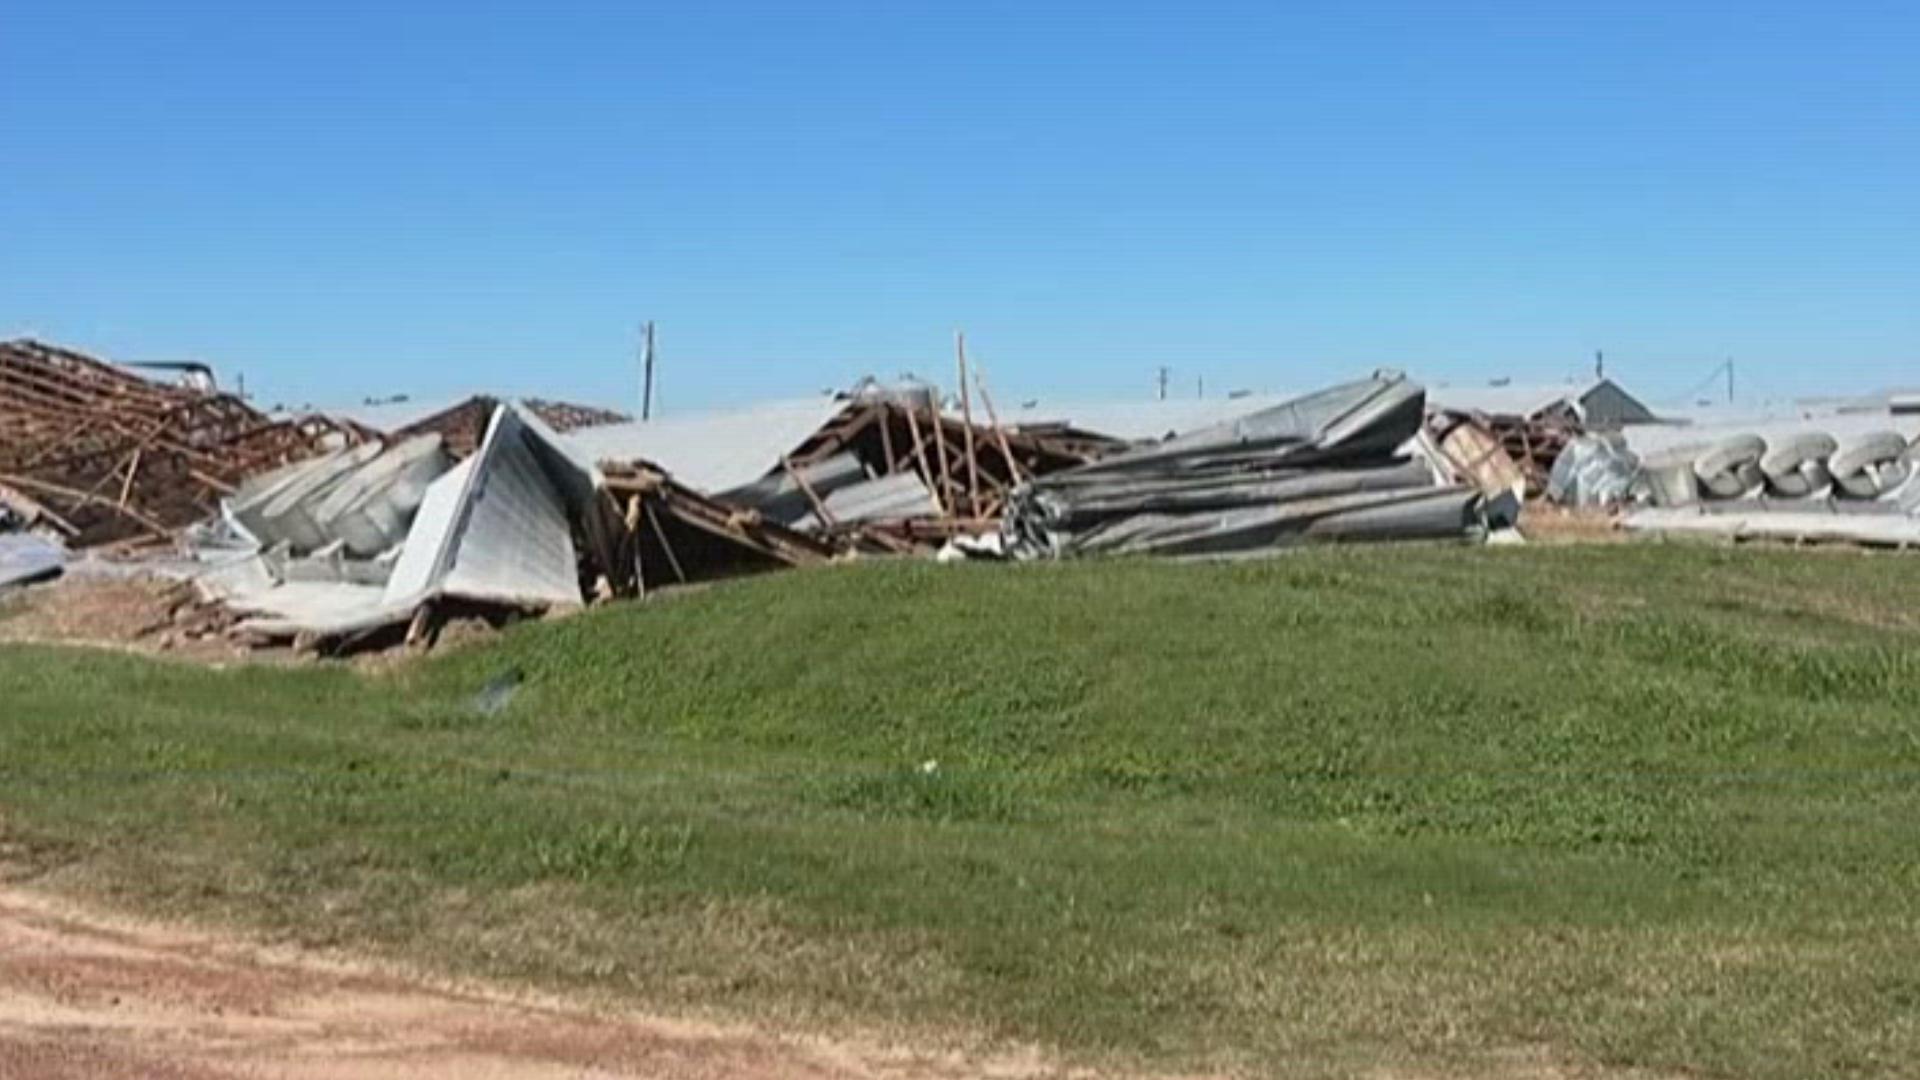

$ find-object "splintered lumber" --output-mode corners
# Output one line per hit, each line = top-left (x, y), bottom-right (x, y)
(973, 371), (1027, 485)
(0, 338), (357, 546)
(0, 479), (78, 536)
(928, 387), (954, 517)
(902, 401), (943, 515)
(782, 455), (838, 528)
(955, 332), (980, 512)
(739, 395), (1121, 544)
(643, 501), (690, 584)
(601, 460), (836, 590)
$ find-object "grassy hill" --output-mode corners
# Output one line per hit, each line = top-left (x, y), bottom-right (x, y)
(4, 545), (1919, 1078)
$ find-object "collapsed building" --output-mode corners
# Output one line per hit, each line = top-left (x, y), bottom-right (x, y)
(0, 338), (1645, 655)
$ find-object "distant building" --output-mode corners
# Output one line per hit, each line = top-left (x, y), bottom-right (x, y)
(1427, 378), (1659, 429)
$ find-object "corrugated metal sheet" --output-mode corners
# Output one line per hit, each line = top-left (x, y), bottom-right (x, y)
(1007, 374), (1486, 558)
(247, 442), (388, 552)
(793, 472), (941, 530)
(439, 410), (582, 608)
(235, 403), (609, 639)
(724, 452), (871, 525)
(381, 458), (475, 604)
(311, 434), (451, 556)
(228, 437), (454, 557)
(383, 406), (586, 611)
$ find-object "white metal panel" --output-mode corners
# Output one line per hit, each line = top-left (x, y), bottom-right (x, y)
(313, 434), (451, 556)
(381, 457), (475, 605)
(440, 410), (582, 608)
(563, 397), (848, 492)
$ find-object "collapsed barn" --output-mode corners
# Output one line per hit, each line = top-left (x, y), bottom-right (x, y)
(0, 341), (1512, 652)
(30, 336), (1914, 655)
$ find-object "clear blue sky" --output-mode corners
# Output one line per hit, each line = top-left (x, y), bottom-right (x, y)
(4, 1), (1915, 413)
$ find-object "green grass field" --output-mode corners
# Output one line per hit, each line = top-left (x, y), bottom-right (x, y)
(4, 545), (1919, 1078)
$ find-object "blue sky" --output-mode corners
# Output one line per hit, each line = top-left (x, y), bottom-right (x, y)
(3, 1), (1915, 414)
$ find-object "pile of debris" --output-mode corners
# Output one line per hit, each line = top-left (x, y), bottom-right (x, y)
(602, 460), (839, 593)
(1427, 410), (1555, 501)
(192, 404), (629, 651)
(1423, 377), (1662, 500)
(0, 339), (358, 548)
(720, 384), (1120, 553)
(1, 337), (1541, 656)
(1005, 373), (1501, 558)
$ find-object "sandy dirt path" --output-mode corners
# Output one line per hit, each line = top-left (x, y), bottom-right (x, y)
(0, 889), (1091, 1080)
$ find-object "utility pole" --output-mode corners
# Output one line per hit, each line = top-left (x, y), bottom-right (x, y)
(1727, 357), (1735, 405)
(1156, 365), (1170, 401)
(1197, 374), (1204, 399)
(640, 321), (656, 421)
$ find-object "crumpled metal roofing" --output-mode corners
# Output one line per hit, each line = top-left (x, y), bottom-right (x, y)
(227, 436), (453, 557)
(234, 403), (612, 640)
(792, 471), (942, 531)
(1006, 373), (1485, 558)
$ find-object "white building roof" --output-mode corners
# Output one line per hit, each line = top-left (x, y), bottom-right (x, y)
(1425, 381), (1601, 418)
(563, 396), (850, 494)
(322, 395), (479, 432)
(1006, 395), (1300, 442)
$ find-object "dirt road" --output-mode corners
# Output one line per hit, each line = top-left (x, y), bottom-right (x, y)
(0, 889), (1082, 1080)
